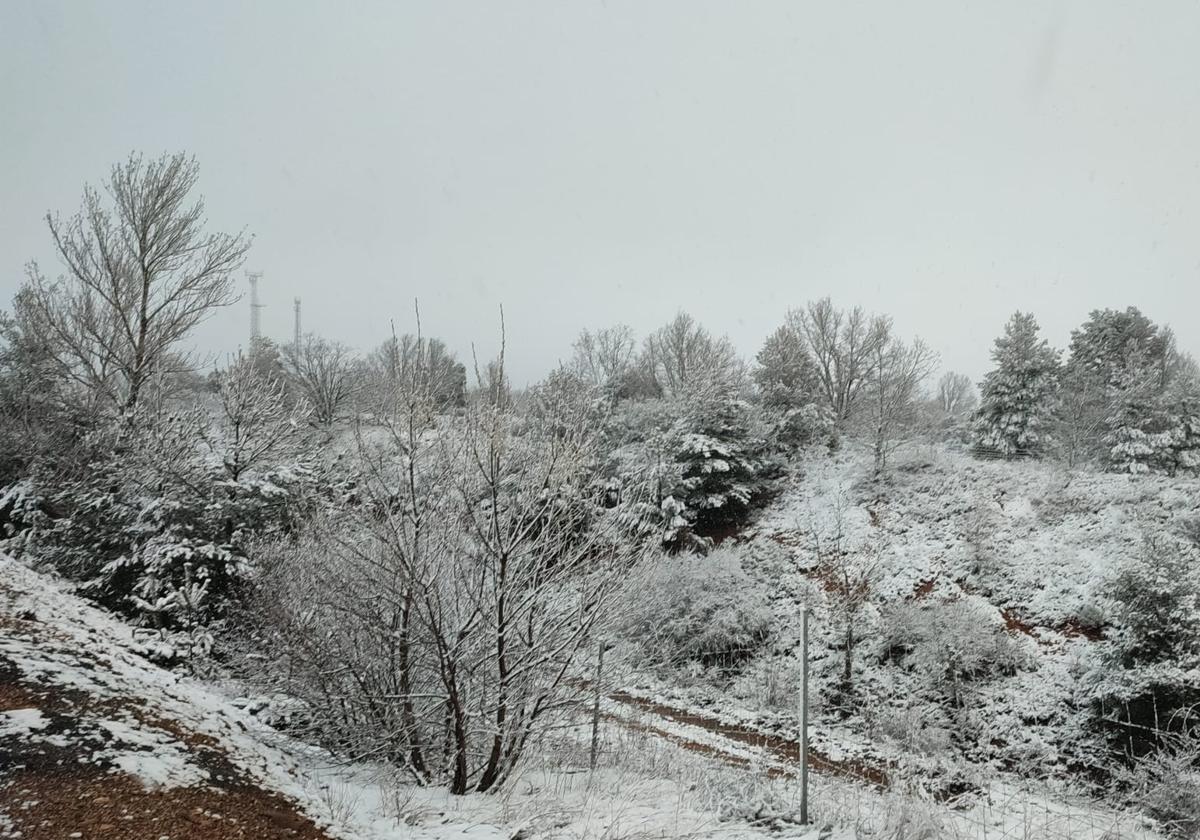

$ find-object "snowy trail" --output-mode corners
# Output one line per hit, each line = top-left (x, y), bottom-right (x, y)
(600, 688), (890, 788)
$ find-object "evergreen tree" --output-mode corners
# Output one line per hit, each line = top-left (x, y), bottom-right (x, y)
(1108, 394), (1200, 476)
(674, 397), (776, 536)
(753, 324), (818, 409)
(1065, 307), (1168, 390)
(1060, 307), (1169, 469)
(974, 312), (1061, 456)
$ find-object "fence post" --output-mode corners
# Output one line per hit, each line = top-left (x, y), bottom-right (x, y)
(800, 604), (809, 825)
(589, 638), (605, 771)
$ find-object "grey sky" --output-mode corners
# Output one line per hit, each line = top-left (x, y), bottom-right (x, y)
(4, 1), (1200, 387)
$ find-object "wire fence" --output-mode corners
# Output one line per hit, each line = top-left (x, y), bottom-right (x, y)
(587, 685), (1168, 840)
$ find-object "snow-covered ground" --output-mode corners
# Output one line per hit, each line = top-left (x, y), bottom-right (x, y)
(0, 555), (818, 840)
(0, 438), (1183, 840)
(607, 442), (1194, 839)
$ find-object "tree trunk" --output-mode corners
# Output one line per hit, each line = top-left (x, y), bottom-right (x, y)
(843, 622), (854, 686)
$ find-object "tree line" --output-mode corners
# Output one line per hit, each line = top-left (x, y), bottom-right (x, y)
(2, 152), (1198, 798)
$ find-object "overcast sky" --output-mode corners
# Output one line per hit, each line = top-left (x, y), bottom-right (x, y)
(4, 1), (1200, 387)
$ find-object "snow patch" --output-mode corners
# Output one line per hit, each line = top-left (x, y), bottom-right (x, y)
(0, 707), (49, 737)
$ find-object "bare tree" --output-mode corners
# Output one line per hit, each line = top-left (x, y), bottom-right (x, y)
(570, 324), (637, 391)
(1050, 365), (1109, 468)
(865, 336), (939, 477)
(255, 349), (632, 794)
(480, 357), (512, 408)
(22, 153), (249, 411)
(284, 334), (359, 427)
(791, 299), (890, 422)
(642, 311), (742, 398)
(936, 371), (977, 417)
(205, 352), (310, 481)
(367, 333), (466, 412)
(807, 493), (881, 696)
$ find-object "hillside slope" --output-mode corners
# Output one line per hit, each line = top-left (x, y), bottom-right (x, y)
(0, 557), (800, 840)
(0, 557), (503, 840)
(611, 443), (1195, 836)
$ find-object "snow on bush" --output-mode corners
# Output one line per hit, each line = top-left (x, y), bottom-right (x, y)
(620, 547), (773, 672)
(1120, 729), (1200, 839)
(878, 597), (1028, 708)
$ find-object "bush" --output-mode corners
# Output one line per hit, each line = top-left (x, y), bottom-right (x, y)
(1103, 535), (1200, 668)
(1088, 535), (1200, 758)
(879, 598), (1026, 706)
(1121, 731), (1200, 839)
(620, 548), (772, 671)
(16, 408), (321, 633)
(770, 403), (834, 451)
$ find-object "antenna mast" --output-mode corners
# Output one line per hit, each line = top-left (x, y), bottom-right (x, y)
(293, 297), (302, 347)
(247, 271), (264, 343)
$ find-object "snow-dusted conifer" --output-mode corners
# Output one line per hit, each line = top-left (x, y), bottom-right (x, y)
(674, 397), (774, 535)
(753, 323), (818, 409)
(974, 312), (1060, 456)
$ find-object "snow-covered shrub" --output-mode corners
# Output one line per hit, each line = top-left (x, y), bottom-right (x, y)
(614, 493), (709, 554)
(603, 395), (677, 448)
(712, 780), (811, 830)
(729, 654), (804, 710)
(0, 304), (106, 488)
(0, 479), (55, 553)
(524, 367), (607, 436)
(1069, 600), (1108, 635)
(960, 500), (1001, 586)
(1086, 536), (1200, 761)
(1102, 535), (1200, 669)
(770, 402), (835, 451)
(620, 548), (772, 672)
(879, 599), (1026, 707)
(18, 403), (322, 632)
(600, 397), (699, 550)
(1178, 514), (1200, 549)
(1030, 475), (1090, 526)
(1121, 731), (1200, 839)
(867, 704), (952, 757)
(101, 536), (242, 630)
(203, 351), (311, 481)
(601, 394), (780, 547)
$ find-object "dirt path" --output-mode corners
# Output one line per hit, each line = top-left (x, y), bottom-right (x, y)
(602, 689), (890, 789)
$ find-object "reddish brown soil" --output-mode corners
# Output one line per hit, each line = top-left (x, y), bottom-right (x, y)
(766, 530), (808, 549)
(1000, 607), (1038, 637)
(607, 690), (890, 789)
(912, 576), (938, 599)
(1057, 618), (1106, 641)
(0, 599), (336, 840)
(3, 770), (329, 840)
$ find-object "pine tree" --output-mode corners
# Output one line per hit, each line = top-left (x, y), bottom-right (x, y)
(753, 324), (818, 409)
(673, 397), (776, 536)
(1062, 308), (1169, 470)
(1065, 307), (1167, 389)
(1108, 394), (1200, 476)
(974, 312), (1061, 456)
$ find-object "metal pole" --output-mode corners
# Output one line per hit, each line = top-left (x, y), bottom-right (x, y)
(247, 271), (263, 343)
(589, 639), (605, 771)
(800, 604), (809, 824)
